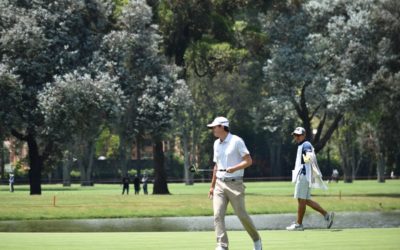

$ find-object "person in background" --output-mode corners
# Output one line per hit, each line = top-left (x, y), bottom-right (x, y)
(133, 175), (141, 195)
(331, 169), (339, 183)
(142, 174), (149, 195)
(390, 171), (396, 179)
(122, 175), (130, 195)
(286, 127), (334, 231)
(9, 173), (15, 192)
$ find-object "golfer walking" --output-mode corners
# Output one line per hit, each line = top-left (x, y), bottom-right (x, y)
(287, 127), (334, 231)
(207, 117), (262, 250)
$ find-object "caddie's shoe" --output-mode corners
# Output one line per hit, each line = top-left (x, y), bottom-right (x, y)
(253, 239), (262, 250)
(326, 212), (335, 229)
(286, 222), (304, 231)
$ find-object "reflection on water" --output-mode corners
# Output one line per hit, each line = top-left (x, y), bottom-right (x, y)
(0, 211), (399, 232)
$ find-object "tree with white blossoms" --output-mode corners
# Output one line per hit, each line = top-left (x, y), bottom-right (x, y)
(0, 65), (23, 179)
(170, 79), (194, 185)
(0, 0), (114, 194)
(0, 65), (22, 138)
(261, 0), (399, 182)
(94, 0), (184, 194)
(306, 0), (400, 182)
(38, 71), (125, 186)
(260, 0), (377, 154)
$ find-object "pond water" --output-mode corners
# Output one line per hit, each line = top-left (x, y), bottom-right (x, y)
(0, 211), (399, 232)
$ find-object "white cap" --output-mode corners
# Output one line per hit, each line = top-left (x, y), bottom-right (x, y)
(292, 127), (306, 135)
(207, 116), (229, 128)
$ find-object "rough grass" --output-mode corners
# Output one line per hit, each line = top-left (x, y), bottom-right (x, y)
(0, 180), (399, 220)
(0, 228), (399, 250)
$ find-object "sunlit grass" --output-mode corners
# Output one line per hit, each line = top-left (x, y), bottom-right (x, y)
(0, 180), (399, 220)
(0, 228), (399, 250)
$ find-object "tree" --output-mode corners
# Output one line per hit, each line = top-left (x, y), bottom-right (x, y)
(366, 0), (400, 181)
(95, 0), (183, 194)
(0, 0), (114, 194)
(0, 65), (22, 138)
(322, 0), (400, 182)
(38, 71), (125, 186)
(155, 0), (273, 177)
(170, 79), (194, 185)
(259, 1), (392, 154)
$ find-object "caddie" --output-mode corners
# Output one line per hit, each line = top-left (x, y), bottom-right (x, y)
(286, 127), (334, 231)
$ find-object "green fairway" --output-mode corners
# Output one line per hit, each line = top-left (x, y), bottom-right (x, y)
(0, 228), (398, 250)
(0, 180), (399, 220)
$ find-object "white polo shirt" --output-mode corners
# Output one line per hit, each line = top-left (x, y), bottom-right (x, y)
(213, 133), (250, 178)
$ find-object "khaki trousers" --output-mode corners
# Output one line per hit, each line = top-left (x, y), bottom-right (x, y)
(213, 179), (260, 248)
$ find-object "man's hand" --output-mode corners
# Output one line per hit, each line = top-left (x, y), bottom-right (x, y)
(226, 167), (237, 173)
(208, 187), (214, 200)
(226, 155), (252, 173)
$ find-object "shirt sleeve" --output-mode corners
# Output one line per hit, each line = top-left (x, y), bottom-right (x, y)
(237, 138), (250, 157)
(213, 141), (217, 163)
(302, 142), (313, 154)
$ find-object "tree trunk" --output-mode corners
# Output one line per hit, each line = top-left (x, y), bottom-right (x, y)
(62, 152), (72, 187)
(27, 135), (42, 195)
(118, 135), (129, 177)
(0, 141), (5, 179)
(293, 86), (343, 154)
(79, 141), (95, 186)
(183, 133), (193, 185)
(339, 143), (353, 183)
(377, 153), (386, 183)
(269, 139), (282, 177)
(152, 136), (170, 194)
(136, 134), (142, 160)
(136, 134), (142, 176)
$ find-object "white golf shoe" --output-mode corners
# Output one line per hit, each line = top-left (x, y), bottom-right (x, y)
(253, 239), (262, 250)
(215, 246), (227, 250)
(286, 222), (304, 231)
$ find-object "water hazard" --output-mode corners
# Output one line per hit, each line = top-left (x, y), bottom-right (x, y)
(1, 211), (399, 232)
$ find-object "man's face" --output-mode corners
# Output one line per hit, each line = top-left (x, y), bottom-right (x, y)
(293, 134), (305, 143)
(211, 125), (224, 137)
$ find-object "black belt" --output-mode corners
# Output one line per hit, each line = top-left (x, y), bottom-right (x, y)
(217, 177), (243, 182)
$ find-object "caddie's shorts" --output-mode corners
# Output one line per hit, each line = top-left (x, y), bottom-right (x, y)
(294, 174), (311, 200)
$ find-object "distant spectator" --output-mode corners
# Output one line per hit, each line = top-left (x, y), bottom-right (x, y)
(9, 173), (14, 192)
(122, 176), (130, 195)
(133, 175), (141, 195)
(390, 171), (396, 179)
(142, 174), (149, 195)
(330, 169), (339, 183)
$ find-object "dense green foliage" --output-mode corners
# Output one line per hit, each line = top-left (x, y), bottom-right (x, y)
(0, 0), (399, 193)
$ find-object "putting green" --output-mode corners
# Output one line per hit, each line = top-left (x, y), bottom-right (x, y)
(0, 228), (398, 250)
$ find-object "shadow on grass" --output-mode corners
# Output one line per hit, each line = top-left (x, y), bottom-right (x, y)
(0, 187), (82, 192)
(308, 229), (343, 232)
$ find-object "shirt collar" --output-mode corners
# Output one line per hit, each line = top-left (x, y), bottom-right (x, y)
(298, 140), (306, 146)
(220, 133), (232, 144)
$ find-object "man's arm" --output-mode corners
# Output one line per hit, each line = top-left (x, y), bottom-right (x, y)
(226, 154), (252, 173)
(208, 164), (217, 199)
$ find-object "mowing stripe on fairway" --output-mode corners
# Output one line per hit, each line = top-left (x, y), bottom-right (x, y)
(0, 228), (398, 250)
